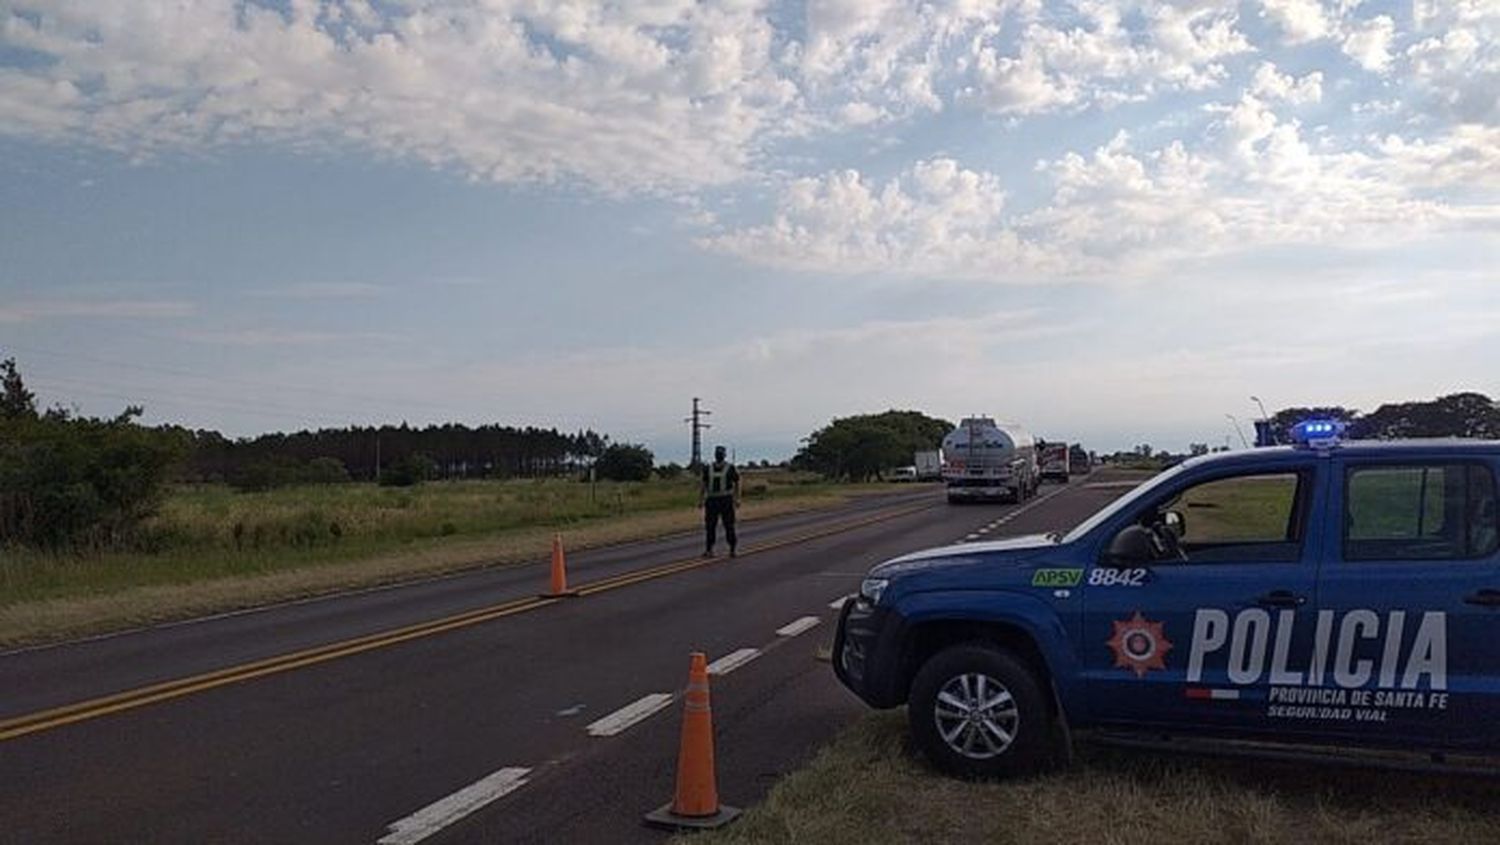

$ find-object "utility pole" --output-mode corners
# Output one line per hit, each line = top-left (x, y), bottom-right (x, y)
(685, 397), (712, 468)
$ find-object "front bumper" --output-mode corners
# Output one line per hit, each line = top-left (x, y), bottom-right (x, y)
(832, 596), (907, 709)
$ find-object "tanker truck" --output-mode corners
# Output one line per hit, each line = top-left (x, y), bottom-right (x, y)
(940, 417), (1039, 504)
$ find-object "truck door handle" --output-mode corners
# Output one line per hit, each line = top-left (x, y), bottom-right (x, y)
(1463, 589), (1500, 607)
(1255, 590), (1306, 609)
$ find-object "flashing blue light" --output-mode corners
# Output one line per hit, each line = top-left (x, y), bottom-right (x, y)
(1290, 419), (1347, 449)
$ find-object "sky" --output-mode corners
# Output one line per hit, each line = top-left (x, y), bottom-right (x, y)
(1, 0), (1497, 462)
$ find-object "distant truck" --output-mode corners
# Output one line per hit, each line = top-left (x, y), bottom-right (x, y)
(1039, 442), (1070, 482)
(1069, 443), (1092, 476)
(913, 450), (942, 481)
(940, 418), (1038, 504)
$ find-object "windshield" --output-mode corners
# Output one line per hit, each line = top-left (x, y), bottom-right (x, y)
(1060, 463), (1191, 544)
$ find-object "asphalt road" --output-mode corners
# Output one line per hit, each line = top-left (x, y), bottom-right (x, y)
(0, 476), (1135, 844)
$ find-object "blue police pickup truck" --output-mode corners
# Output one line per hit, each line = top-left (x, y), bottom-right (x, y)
(833, 422), (1500, 777)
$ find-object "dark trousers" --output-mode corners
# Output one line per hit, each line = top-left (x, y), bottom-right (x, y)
(704, 496), (736, 551)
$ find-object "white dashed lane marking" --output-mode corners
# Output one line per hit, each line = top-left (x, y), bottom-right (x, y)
(952, 486), (1070, 543)
(776, 616), (821, 637)
(829, 595), (851, 610)
(378, 767), (532, 845)
(706, 648), (762, 676)
(585, 693), (674, 737)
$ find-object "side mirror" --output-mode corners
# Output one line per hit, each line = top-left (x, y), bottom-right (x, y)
(1162, 510), (1186, 538)
(1105, 525), (1155, 566)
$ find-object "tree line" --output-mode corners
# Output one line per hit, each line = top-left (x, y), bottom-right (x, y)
(181, 422), (620, 489)
(1267, 392), (1500, 441)
(0, 355), (648, 548)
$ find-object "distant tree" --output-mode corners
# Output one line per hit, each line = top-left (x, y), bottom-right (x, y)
(1, 357), (36, 420)
(1189, 443), (1210, 457)
(794, 410), (951, 481)
(1267, 395), (1499, 442)
(1353, 392), (1500, 439)
(653, 461), (684, 480)
(596, 443), (654, 482)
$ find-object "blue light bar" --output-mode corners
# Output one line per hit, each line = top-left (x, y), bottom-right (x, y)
(1290, 419), (1346, 449)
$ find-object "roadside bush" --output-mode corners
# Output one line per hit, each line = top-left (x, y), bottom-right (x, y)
(0, 409), (188, 549)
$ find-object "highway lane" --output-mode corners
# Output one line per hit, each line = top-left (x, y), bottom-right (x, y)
(0, 486), (936, 721)
(0, 477), (1135, 844)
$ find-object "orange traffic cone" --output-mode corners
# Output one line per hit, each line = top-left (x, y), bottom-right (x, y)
(541, 533), (580, 598)
(644, 652), (741, 830)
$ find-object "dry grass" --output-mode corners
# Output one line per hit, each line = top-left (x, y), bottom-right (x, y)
(0, 489), (865, 648)
(680, 711), (1500, 844)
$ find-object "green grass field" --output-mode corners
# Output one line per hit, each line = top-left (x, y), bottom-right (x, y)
(678, 711), (1500, 844)
(0, 471), (911, 645)
(0, 470), (863, 607)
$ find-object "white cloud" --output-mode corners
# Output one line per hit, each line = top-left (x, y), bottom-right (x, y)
(1249, 62), (1322, 105)
(1340, 14), (1396, 73)
(1403, 10), (1500, 125)
(0, 299), (194, 323)
(700, 158), (1058, 279)
(797, 0), (1014, 122)
(0, 0), (799, 194)
(709, 79), (1498, 280)
(969, 2), (1252, 115)
(1259, 0), (1330, 44)
(1376, 126), (1500, 190)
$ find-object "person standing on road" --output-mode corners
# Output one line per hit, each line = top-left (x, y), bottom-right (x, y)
(699, 445), (741, 557)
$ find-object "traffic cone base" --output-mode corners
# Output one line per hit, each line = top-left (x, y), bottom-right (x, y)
(643, 652), (740, 831)
(643, 802), (741, 831)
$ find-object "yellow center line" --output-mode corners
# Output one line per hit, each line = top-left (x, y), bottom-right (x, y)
(0, 498), (938, 743)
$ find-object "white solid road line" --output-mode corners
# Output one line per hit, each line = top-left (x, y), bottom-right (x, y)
(585, 693), (675, 737)
(378, 767), (532, 845)
(706, 648), (762, 676)
(776, 616), (822, 637)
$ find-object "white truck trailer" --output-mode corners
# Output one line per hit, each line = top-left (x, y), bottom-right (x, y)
(941, 418), (1038, 504)
(913, 450), (942, 481)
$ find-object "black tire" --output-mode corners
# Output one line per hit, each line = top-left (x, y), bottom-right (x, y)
(908, 644), (1051, 778)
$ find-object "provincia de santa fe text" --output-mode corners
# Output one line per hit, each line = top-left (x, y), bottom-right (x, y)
(1116, 606), (1450, 724)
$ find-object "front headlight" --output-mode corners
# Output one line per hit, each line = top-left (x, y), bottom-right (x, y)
(858, 577), (890, 606)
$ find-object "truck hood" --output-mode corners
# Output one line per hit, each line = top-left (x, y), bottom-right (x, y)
(869, 533), (1057, 577)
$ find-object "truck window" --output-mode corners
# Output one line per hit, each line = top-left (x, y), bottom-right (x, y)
(1345, 463), (1500, 561)
(1166, 473), (1304, 563)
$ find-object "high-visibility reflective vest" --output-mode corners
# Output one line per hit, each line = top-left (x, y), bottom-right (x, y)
(705, 462), (735, 498)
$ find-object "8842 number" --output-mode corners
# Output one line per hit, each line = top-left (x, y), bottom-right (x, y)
(1087, 567), (1148, 587)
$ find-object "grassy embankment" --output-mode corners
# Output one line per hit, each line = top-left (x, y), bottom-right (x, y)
(678, 711), (1500, 844)
(0, 471), (906, 647)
